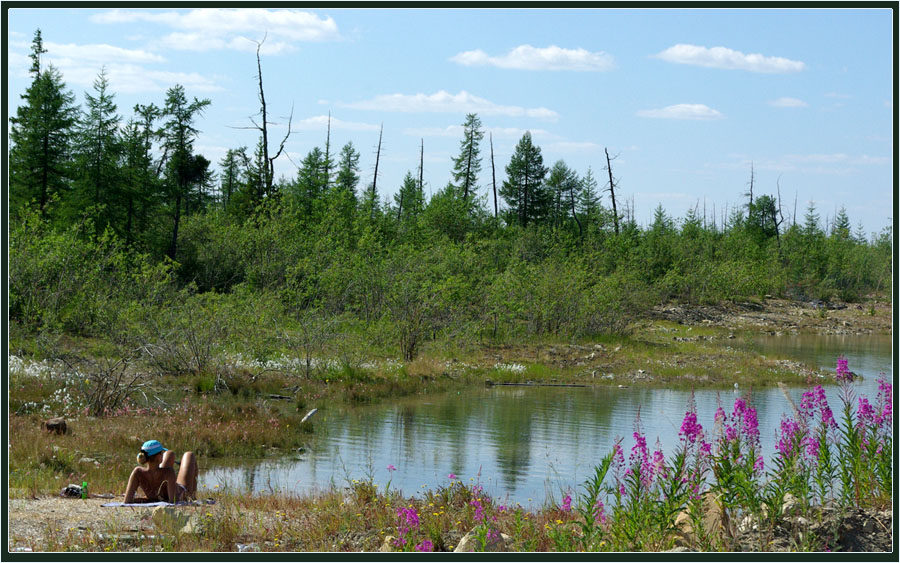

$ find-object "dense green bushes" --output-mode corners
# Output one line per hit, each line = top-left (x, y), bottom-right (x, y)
(8, 192), (891, 365)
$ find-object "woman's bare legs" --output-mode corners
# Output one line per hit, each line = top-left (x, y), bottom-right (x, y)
(176, 451), (198, 499)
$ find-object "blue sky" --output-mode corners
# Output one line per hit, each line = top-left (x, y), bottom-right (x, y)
(7, 7), (895, 235)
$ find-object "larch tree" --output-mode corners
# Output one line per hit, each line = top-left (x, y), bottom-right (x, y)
(9, 29), (78, 217)
(160, 84), (211, 261)
(450, 113), (484, 203)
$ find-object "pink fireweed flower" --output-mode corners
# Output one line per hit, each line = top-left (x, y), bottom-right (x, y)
(803, 434), (820, 461)
(448, 473), (457, 480)
(387, 464), (396, 472)
(876, 378), (893, 426)
(561, 494), (572, 513)
(415, 540), (433, 552)
(679, 411), (703, 444)
(594, 498), (607, 524)
(724, 424), (738, 443)
(754, 455), (764, 472)
(776, 417), (801, 458)
(857, 397), (876, 427)
(652, 448), (667, 480)
(733, 396), (760, 444)
(836, 355), (853, 383)
(714, 406), (726, 423)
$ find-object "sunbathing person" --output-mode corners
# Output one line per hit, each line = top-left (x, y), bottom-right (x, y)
(124, 440), (198, 503)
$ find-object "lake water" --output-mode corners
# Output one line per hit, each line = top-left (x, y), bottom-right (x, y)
(200, 334), (892, 507)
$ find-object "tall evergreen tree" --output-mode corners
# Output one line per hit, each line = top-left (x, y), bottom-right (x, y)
(295, 146), (327, 216)
(160, 84), (211, 260)
(832, 206), (851, 240)
(577, 166), (601, 220)
(72, 67), (123, 231)
(218, 147), (244, 209)
(334, 141), (361, 200)
(450, 113), (484, 202)
(395, 170), (424, 224)
(9, 29), (79, 216)
(499, 132), (548, 227)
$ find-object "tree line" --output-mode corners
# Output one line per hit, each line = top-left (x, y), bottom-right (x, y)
(9, 30), (892, 358)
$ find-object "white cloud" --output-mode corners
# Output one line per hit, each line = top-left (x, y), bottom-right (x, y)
(53, 60), (221, 94)
(91, 8), (339, 53)
(293, 115), (381, 132)
(770, 97), (808, 108)
(450, 44), (614, 71)
(654, 44), (805, 73)
(46, 41), (165, 64)
(339, 90), (559, 121)
(637, 104), (723, 120)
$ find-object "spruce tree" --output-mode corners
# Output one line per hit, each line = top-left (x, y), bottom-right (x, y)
(9, 29), (78, 217)
(499, 132), (548, 227)
(72, 67), (123, 231)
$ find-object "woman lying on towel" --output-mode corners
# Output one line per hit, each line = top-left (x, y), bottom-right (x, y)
(124, 440), (198, 503)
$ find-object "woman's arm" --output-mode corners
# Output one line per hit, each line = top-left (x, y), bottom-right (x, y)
(124, 467), (141, 503)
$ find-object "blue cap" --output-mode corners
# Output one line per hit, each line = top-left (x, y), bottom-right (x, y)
(141, 440), (167, 457)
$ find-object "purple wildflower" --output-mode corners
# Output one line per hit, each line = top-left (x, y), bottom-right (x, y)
(836, 355), (853, 383)
(714, 406), (726, 423)
(857, 397), (876, 427)
(471, 498), (485, 524)
(776, 417), (801, 458)
(594, 498), (607, 524)
(876, 378), (893, 426)
(448, 473), (457, 480)
(724, 424), (738, 443)
(679, 411), (703, 443)
(387, 464), (396, 472)
(652, 448), (667, 480)
(754, 455), (764, 472)
(415, 540), (434, 552)
(561, 494), (572, 513)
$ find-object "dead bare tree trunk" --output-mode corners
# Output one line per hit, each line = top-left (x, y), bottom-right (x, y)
(323, 111), (332, 191)
(490, 132), (497, 219)
(234, 36), (293, 200)
(774, 176), (786, 253)
(371, 123), (383, 219)
(605, 147), (619, 235)
(419, 138), (424, 196)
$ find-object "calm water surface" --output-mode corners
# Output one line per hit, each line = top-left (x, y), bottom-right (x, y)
(201, 334), (892, 507)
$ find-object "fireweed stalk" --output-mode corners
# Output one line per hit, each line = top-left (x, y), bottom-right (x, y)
(574, 449), (614, 551)
(677, 397), (715, 550)
(469, 487), (501, 552)
(711, 394), (765, 541)
(834, 355), (866, 507)
(606, 414), (695, 551)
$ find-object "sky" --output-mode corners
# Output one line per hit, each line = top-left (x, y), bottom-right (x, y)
(6, 7), (895, 235)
